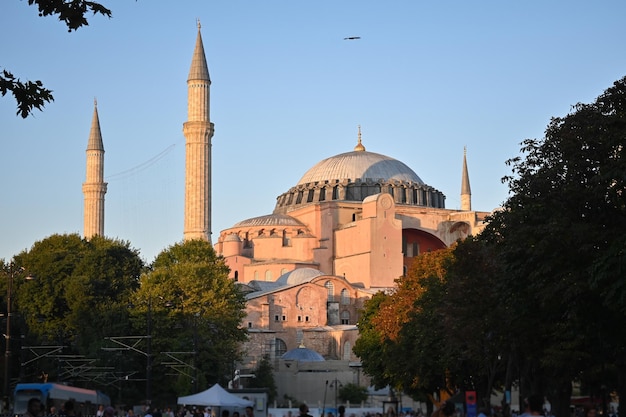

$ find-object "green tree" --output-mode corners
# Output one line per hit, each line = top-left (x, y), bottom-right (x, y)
(4, 233), (143, 387)
(354, 248), (458, 412)
(131, 239), (248, 403)
(353, 292), (392, 390)
(444, 236), (511, 410)
(248, 354), (277, 404)
(338, 382), (368, 405)
(2, 0), (111, 117)
(482, 76), (626, 417)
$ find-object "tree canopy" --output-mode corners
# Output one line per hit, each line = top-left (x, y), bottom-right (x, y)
(354, 76), (626, 417)
(1, 233), (143, 395)
(128, 239), (248, 401)
(2, 0), (112, 117)
(2, 236), (249, 407)
(482, 76), (626, 416)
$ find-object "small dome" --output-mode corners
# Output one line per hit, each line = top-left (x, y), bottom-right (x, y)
(281, 345), (325, 362)
(233, 213), (305, 228)
(223, 233), (241, 242)
(276, 268), (323, 285)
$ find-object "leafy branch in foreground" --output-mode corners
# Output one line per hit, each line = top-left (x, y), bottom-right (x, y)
(1, 69), (54, 118)
(27, 0), (112, 32)
(4, 0), (112, 117)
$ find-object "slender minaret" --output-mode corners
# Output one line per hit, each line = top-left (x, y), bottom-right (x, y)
(82, 99), (107, 238)
(460, 147), (472, 211)
(183, 21), (214, 241)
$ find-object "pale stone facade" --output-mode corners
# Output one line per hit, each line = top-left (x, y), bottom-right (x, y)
(82, 100), (107, 239)
(216, 157), (488, 290)
(241, 270), (371, 361)
(214, 135), (492, 404)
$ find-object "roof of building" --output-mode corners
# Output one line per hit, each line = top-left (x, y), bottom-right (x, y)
(296, 148), (424, 186)
(276, 268), (324, 285)
(223, 233), (241, 242)
(233, 213), (305, 228)
(188, 24), (210, 82)
(281, 344), (325, 362)
(87, 101), (104, 151)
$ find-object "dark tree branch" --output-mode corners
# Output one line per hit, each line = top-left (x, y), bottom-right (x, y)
(3, 1), (112, 118)
(0, 69), (54, 118)
(26, 0), (112, 31)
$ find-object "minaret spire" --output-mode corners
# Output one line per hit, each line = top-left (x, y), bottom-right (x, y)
(82, 99), (107, 238)
(184, 22), (214, 241)
(460, 147), (472, 211)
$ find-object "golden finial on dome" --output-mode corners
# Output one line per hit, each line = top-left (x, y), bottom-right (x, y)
(354, 125), (366, 151)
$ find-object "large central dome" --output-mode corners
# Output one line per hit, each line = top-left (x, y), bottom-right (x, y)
(297, 149), (423, 185)
(274, 135), (446, 212)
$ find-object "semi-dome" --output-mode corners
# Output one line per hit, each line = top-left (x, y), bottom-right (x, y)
(281, 344), (325, 362)
(276, 268), (323, 285)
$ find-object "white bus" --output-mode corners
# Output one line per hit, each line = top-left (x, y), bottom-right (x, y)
(13, 382), (110, 416)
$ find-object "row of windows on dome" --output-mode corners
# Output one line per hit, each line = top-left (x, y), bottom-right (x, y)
(276, 180), (446, 209)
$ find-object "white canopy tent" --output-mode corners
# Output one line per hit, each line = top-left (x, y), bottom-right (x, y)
(177, 383), (254, 407)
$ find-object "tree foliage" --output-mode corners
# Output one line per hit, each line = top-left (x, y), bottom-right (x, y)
(354, 77), (626, 417)
(355, 248), (459, 404)
(26, 0), (112, 32)
(3, 0), (112, 117)
(338, 382), (368, 404)
(1, 233), (143, 389)
(129, 239), (248, 402)
(481, 76), (626, 416)
(248, 355), (278, 404)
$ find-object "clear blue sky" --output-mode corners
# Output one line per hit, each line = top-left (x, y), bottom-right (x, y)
(2, 1), (625, 264)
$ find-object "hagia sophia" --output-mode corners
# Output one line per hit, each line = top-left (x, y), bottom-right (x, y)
(82, 24), (493, 406)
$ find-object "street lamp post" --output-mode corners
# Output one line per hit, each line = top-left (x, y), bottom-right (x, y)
(192, 312), (199, 393)
(146, 297), (152, 407)
(3, 262), (30, 406)
(330, 377), (342, 411)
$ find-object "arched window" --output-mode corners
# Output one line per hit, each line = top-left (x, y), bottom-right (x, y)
(234, 271), (239, 282)
(343, 341), (352, 360)
(265, 270), (273, 281)
(280, 268), (289, 276)
(254, 271), (259, 280)
(341, 311), (350, 325)
(275, 338), (287, 358)
(325, 281), (334, 302)
(340, 289), (349, 305)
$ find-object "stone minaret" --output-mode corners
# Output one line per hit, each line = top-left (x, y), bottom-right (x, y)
(183, 21), (214, 241)
(460, 147), (472, 211)
(82, 99), (107, 238)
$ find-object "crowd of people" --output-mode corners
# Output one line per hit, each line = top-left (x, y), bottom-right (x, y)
(18, 397), (618, 417)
